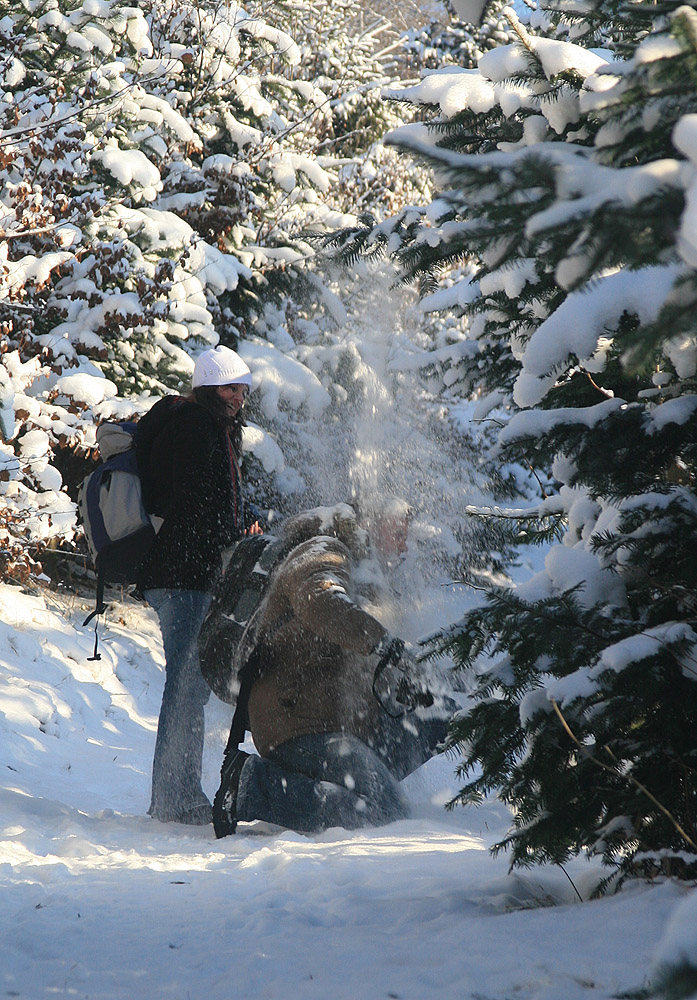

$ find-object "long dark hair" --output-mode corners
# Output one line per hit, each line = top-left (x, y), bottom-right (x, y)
(190, 385), (244, 456)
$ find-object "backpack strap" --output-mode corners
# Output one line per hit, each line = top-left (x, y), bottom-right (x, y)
(82, 563), (108, 660)
(222, 608), (294, 755)
(223, 641), (264, 755)
(82, 570), (107, 627)
(223, 654), (256, 754)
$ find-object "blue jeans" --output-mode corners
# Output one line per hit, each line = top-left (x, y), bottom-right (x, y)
(366, 698), (457, 781)
(237, 733), (410, 833)
(145, 589), (212, 821)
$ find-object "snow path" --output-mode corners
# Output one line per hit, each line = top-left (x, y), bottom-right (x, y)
(0, 584), (691, 999)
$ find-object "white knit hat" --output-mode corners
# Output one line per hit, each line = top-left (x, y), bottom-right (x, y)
(192, 346), (252, 388)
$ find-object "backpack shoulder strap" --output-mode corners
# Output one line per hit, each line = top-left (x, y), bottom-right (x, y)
(223, 642), (263, 754)
(222, 602), (295, 754)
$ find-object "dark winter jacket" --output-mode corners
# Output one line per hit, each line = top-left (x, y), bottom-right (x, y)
(135, 396), (244, 592)
(246, 535), (388, 756)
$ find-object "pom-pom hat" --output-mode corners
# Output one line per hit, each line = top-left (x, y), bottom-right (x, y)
(192, 346), (252, 388)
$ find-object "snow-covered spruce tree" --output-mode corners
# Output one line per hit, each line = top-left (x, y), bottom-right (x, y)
(204, 0), (441, 516)
(0, 0), (421, 583)
(403, 0), (517, 73)
(0, 0), (159, 582)
(322, 2), (697, 883)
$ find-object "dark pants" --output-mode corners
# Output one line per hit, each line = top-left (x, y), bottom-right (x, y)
(236, 698), (456, 833)
(237, 732), (409, 833)
(366, 700), (455, 781)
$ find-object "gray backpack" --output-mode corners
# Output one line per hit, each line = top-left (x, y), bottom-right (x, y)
(78, 421), (157, 654)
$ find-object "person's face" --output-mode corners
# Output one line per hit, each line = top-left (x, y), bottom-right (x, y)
(373, 515), (409, 565)
(215, 382), (248, 418)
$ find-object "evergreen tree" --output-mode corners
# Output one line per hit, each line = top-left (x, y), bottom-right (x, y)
(323, 1), (697, 884)
(0, 0), (422, 583)
(403, 0), (516, 72)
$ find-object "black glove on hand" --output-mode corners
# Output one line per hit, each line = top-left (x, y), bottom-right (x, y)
(395, 676), (434, 709)
(372, 634), (434, 715)
(371, 634), (405, 667)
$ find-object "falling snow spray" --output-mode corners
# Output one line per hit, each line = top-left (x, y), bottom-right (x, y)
(304, 275), (479, 649)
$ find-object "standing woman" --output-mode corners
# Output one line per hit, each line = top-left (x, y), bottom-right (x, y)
(136, 345), (259, 825)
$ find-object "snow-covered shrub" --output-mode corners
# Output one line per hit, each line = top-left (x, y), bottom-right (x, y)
(0, 0), (428, 582)
(403, 0), (516, 72)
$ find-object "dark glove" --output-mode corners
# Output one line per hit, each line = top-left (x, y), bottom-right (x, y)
(371, 634), (405, 667)
(395, 675), (434, 710)
(372, 634), (434, 716)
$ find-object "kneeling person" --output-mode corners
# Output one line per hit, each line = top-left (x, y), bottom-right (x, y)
(211, 505), (453, 837)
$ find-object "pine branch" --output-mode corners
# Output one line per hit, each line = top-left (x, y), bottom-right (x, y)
(550, 699), (697, 853)
(502, 7), (535, 54)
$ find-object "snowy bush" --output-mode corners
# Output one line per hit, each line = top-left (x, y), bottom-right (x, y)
(0, 0), (433, 583)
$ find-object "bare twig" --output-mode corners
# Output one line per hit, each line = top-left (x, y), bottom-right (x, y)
(557, 863), (584, 902)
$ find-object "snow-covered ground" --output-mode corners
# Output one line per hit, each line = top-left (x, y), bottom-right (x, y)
(1, 581), (694, 1000)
